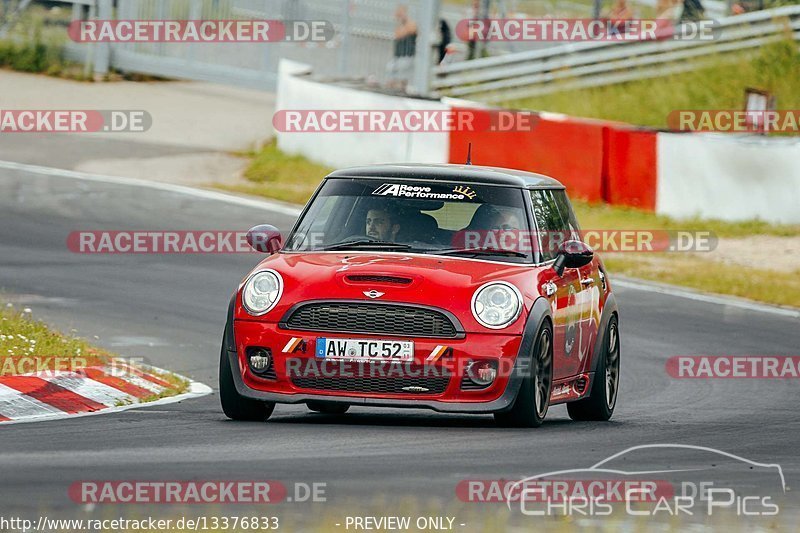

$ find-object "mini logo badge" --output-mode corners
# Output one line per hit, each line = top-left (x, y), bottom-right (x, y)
(363, 290), (384, 299)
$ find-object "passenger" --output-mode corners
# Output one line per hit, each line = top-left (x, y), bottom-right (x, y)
(488, 208), (522, 231)
(469, 205), (522, 231)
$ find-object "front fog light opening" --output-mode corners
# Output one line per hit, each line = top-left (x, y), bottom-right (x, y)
(247, 347), (273, 375)
(465, 360), (498, 388)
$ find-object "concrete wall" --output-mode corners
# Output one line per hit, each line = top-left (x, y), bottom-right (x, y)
(275, 60), (449, 169)
(657, 133), (800, 224)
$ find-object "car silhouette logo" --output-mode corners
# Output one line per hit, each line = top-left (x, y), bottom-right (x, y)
(363, 290), (385, 299)
(504, 443), (787, 511)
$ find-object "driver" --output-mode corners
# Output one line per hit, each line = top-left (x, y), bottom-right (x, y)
(366, 206), (401, 241)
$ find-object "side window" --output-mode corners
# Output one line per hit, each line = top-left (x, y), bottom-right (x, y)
(287, 195), (343, 250)
(552, 190), (582, 240)
(530, 189), (570, 261)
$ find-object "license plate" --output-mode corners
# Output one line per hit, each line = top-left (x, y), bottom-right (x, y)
(315, 337), (414, 362)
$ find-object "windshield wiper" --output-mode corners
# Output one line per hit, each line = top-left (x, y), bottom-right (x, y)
(320, 239), (413, 251)
(436, 247), (528, 258)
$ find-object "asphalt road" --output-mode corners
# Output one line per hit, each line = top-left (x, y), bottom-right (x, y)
(1, 164), (799, 529)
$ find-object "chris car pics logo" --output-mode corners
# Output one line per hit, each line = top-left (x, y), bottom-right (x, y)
(504, 444), (785, 517)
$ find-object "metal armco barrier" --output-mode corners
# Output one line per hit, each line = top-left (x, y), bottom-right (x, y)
(433, 5), (800, 102)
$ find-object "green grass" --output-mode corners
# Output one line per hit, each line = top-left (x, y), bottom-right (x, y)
(504, 37), (800, 129)
(572, 200), (800, 238)
(0, 302), (189, 396)
(606, 255), (800, 308)
(0, 5), (87, 79)
(542, 201), (800, 307)
(0, 31), (66, 75)
(218, 140), (333, 205)
(140, 367), (190, 401)
(0, 303), (111, 375)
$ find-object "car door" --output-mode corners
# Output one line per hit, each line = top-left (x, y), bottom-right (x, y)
(530, 189), (582, 380)
(554, 191), (601, 371)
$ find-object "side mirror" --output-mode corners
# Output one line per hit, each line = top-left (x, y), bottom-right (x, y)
(247, 224), (283, 254)
(552, 240), (593, 276)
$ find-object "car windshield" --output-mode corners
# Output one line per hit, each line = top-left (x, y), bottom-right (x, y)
(283, 178), (534, 263)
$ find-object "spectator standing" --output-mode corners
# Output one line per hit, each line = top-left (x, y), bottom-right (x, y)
(386, 4), (418, 91)
(657, 0), (682, 22)
(732, 0), (764, 14)
(438, 19), (452, 64)
(607, 0), (634, 20)
(680, 0), (706, 22)
(605, 0), (634, 37)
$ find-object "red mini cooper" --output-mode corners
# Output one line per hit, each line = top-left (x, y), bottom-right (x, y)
(220, 164), (620, 427)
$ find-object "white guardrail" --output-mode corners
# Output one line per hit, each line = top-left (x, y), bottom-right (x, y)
(432, 5), (800, 102)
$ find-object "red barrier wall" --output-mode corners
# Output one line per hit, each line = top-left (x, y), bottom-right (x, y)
(449, 109), (605, 202)
(603, 126), (658, 210)
(448, 108), (658, 210)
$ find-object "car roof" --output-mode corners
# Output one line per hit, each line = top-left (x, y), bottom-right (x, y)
(325, 163), (565, 189)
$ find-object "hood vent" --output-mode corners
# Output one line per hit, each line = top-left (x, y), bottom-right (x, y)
(345, 275), (413, 285)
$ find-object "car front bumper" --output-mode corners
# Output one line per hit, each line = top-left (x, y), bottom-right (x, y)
(229, 319), (526, 413)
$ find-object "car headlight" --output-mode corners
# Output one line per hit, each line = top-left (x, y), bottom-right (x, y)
(242, 269), (283, 316)
(471, 281), (523, 329)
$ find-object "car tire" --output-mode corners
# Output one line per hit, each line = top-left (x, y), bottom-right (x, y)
(567, 315), (619, 421)
(307, 401), (350, 415)
(219, 342), (275, 422)
(494, 321), (553, 428)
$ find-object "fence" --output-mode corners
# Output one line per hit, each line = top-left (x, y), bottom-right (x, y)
(0, 0), (33, 38)
(432, 4), (800, 102)
(12, 0), (792, 99)
(63, 0), (440, 93)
